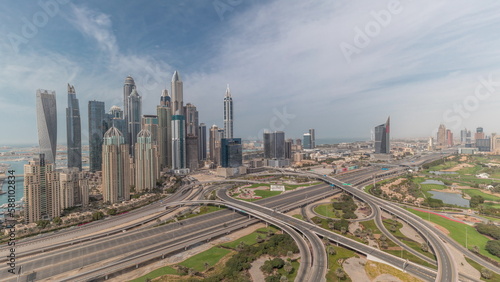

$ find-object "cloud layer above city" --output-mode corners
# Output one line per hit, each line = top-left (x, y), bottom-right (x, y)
(1, 0), (500, 145)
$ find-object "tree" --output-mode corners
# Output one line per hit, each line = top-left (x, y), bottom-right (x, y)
(204, 262), (210, 271)
(52, 217), (62, 226)
(287, 251), (294, 258)
(327, 245), (337, 255)
(421, 242), (428, 252)
(323, 236), (329, 246)
(280, 276), (288, 282)
(340, 226), (347, 235)
(92, 211), (104, 221)
(485, 240), (500, 257)
(335, 268), (346, 279)
(256, 235), (264, 243)
(471, 245), (480, 254)
(236, 241), (247, 251)
(36, 220), (50, 229)
(481, 268), (493, 279)
(284, 261), (293, 274)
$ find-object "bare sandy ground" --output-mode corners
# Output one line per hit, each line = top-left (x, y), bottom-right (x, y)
(109, 223), (267, 281)
(399, 220), (424, 244)
(343, 257), (371, 281)
(442, 163), (473, 172)
(248, 256), (269, 282)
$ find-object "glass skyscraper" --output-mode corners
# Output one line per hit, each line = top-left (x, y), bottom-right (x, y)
(374, 117), (390, 154)
(172, 115), (186, 169)
(264, 131), (285, 159)
(36, 89), (57, 164)
(220, 138), (242, 168)
(88, 101), (109, 172)
(66, 84), (82, 170)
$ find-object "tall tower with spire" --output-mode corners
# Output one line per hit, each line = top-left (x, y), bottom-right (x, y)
(223, 85), (233, 139)
(66, 84), (82, 170)
(171, 71), (183, 115)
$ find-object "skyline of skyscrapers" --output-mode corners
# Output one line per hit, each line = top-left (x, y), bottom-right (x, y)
(66, 84), (82, 170)
(36, 89), (58, 164)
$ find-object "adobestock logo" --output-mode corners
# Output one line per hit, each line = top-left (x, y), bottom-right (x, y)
(443, 73), (500, 131)
(340, 0), (403, 63)
(8, 0), (69, 54)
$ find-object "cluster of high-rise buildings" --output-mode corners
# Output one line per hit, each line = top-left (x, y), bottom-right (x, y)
(432, 124), (500, 153)
(25, 72), (243, 223)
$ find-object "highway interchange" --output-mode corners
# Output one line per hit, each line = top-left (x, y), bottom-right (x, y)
(1, 151), (499, 281)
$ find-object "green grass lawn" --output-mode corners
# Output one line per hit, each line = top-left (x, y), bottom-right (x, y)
(456, 165), (484, 175)
(314, 203), (340, 218)
(130, 266), (178, 282)
(462, 189), (500, 202)
(293, 214), (305, 220)
(359, 220), (381, 234)
(407, 208), (500, 262)
(254, 189), (282, 198)
(325, 246), (357, 282)
(285, 182), (321, 190)
(178, 247), (231, 272)
(221, 232), (261, 249)
(483, 202), (500, 209)
(428, 161), (459, 171)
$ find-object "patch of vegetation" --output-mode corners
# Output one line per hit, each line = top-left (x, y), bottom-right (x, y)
(325, 246), (356, 282)
(464, 189), (500, 202)
(204, 233), (299, 282)
(179, 247), (231, 272)
(476, 223), (500, 240)
(332, 194), (358, 219)
(407, 208), (500, 262)
(485, 240), (500, 258)
(464, 257), (500, 281)
(315, 203), (341, 218)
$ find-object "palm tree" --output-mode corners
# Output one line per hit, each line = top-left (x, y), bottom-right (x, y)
(340, 226), (347, 234)
(335, 268), (345, 279)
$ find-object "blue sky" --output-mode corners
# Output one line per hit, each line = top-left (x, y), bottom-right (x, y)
(1, 0), (500, 145)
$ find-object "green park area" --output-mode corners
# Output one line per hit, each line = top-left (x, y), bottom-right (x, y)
(178, 247), (232, 272)
(407, 208), (499, 262)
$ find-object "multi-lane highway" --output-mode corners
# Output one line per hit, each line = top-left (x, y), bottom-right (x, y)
(1, 183), (338, 281)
